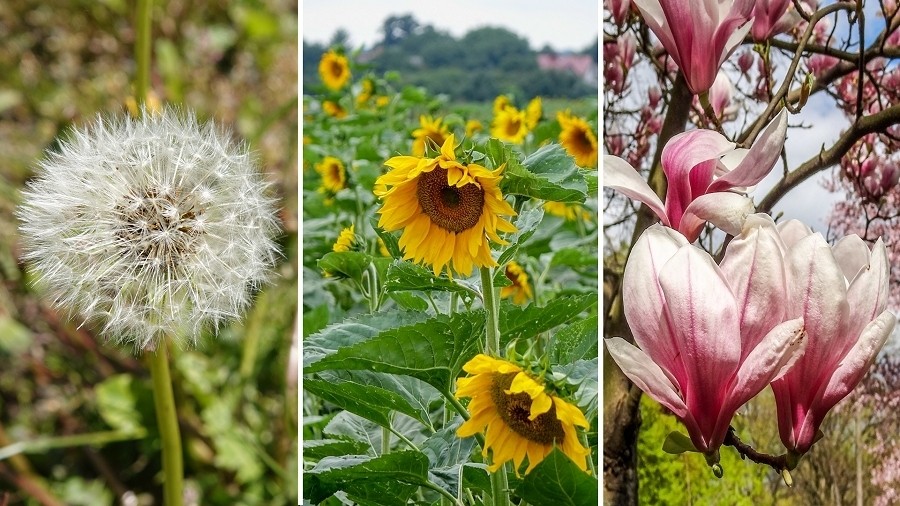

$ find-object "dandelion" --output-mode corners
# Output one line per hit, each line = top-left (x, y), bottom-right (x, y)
(456, 354), (591, 475)
(17, 108), (280, 350)
(500, 261), (533, 305)
(375, 134), (517, 276)
(411, 115), (450, 157)
(319, 49), (351, 90)
(332, 225), (356, 252)
(315, 156), (346, 193)
(557, 110), (598, 168)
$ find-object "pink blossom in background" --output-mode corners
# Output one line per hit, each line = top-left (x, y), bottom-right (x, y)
(606, 222), (805, 454)
(807, 53), (839, 79)
(707, 72), (737, 121)
(770, 221), (896, 456)
(737, 51), (754, 74)
(751, 0), (792, 41)
(604, 110), (787, 242)
(632, 0), (754, 94)
(606, 0), (632, 26)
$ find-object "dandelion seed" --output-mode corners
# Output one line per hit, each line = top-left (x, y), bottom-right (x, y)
(17, 108), (280, 351)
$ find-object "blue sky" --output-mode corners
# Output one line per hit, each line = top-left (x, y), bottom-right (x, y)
(302, 0), (599, 52)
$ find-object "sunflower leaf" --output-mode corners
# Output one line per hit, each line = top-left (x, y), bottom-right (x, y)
(304, 374), (432, 429)
(304, 310), (432, 368)
(514, 448), (598, 505)
(549, 315), (598, 364)
(420, 419), (477, 497)
(305, 311), (486, 393)
(497, 206), (545, 266)
(370, 215), (403, 258)
(383, 260), (479, 302)
(303, 439), (371, 461)
(317, 251), (371, 282)
(304, 451), (430, 505)
(499, 293), (596, 343)
(500, 143), (587, 204)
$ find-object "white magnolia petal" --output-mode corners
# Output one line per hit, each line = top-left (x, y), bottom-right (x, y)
(605, 337), (688, 418)
(678, 191), (754, 241)
(708, 110), (788, 192)
(603, 155), (670, 226)
(832, 234), (870, 282)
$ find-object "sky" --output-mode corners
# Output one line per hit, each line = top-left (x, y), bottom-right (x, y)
(302, 0), (599, 53)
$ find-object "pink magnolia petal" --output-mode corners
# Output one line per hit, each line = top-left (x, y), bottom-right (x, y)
(845, 239), (890, 336)
(632, 0), (681, 64)
(719, 217), (789, 354)
(716, 16), (753, 70)
(661, 130), (735, 227)
(678, 191), (754, 242)
(604, 155), (670, 226)
(832, 234), (872, 283)
(657, 245), (741, 438)
(605, 337), (689, 419)
(623, 225), (688, 374)
(818, 311), (896, 412)
(785, 233), (850, 376)
(708, 110), (788, 192)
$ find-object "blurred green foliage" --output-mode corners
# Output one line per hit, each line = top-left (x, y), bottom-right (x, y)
(0, 0), (297, 504)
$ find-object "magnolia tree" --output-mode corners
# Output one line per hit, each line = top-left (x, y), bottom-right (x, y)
(603, 0), (900, 503)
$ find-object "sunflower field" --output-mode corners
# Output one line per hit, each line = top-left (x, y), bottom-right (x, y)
(301, 47), (600, 505)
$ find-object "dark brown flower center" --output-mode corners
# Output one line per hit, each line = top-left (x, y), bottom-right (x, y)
(416, 168), (484, 233)
(505, 118), (522, 136)
(570, 127), (594, 155)
(330, 60), (345, 78)
(114, 187), (204, 270)
(490, 372), (566, 445)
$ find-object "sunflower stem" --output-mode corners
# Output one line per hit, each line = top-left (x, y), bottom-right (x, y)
(580, 432), (596, 475)
(479, 267), (501, 355)
(489, 465), (510, 506)
(147, 339), (183, 506)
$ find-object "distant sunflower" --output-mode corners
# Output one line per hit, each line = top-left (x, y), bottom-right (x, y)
(493, 95), (512, 115)
(557, 111), (598, 168)
(332, 225), (356, 252)
(375, 96), (391, 108)
(544, 201), (592, 222)
(356, 78), (375, 107)
(315, 156), (346, 193)
(375, 134), (517, 276)
(319, 50), (351, 90)
(500, 261), (532, 305)
(411, 115), (450, 156)
(322, 101), (346, 119)
(456, 354), (591, 475)
(525, 97), (542, 129)
(491, 107), (529, 144)
(465, 119), (483, 137)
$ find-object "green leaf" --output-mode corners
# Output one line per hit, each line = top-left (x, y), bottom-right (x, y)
(497, 206), (545, 266)
(501, 143), (587, 203)
(304, 451), (430, 505)
(304, 372), (433, 427)
(388, 291), (430, 312)
(420, 420), (477, 496)
(305, 311), (486, 393)
(0, 316), (33, 354)
(514, 448), (598, 506)
(304, 310), (431, 368)
(499, 294), (596, 343)
(370, 216), (403, 259)
(550, 315), (598, 364)
(555, 359), (599, 422)
(323, 411), (383, 451)
(317, 251), (371, 282)
(302, 304), (329, 338)
(662, 431), (699, 454)
(303, 439), (371, 461)
(94, 374), (146, 433)
(383, 260), (479, 301)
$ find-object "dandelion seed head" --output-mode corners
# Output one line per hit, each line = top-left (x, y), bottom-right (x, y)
(17, 108), (281, 351)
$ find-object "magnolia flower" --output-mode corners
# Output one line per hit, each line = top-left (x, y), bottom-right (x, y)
(751, 0), (792, 41)
(17, 108), (281, 350)
(699, 72), (737, 121)
(606, 223), (805, 454)
(632, 0), (754, 94)
(606, 0), (632, 26)
(604, 110), (787, 242)
(770, 220), (896, 456)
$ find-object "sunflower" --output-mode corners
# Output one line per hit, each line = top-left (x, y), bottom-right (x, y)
(493, 95), (512, 115)
(525, 97), (542, 129)
(322, 100), (347, 119)
(319, 50), (351, 90)
(500, 261), (532, 305)
(375, 134), (517, 276)
(456, 354), (591, 475)
(544, 201), (592, 222)
(375, 96), (391, 108)
(465, 119), (483, 137)
(315, 156), (346, 193)
(411, 115), (450, 157)
(332, 225), (356, 252)
(356, 78), (375, 107)
(491, 107), (529, 144)
(557, 110), (598, 168)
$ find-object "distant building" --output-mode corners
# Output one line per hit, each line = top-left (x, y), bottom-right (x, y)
(537, 52), (598, 87)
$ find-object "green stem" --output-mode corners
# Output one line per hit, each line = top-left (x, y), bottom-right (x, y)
(421, 480), (465, 506)
(135, 0), (152, 108)
(489, 466), (510, 506)
(479, 267), (501, 355)
(580, 432), (595, 476)
(148, 340), (183, 506)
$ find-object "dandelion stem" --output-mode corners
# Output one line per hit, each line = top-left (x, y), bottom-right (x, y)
(479, 267), (501, 355)
(135, 0), (152, 107)
(148, 340), (184, 506)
